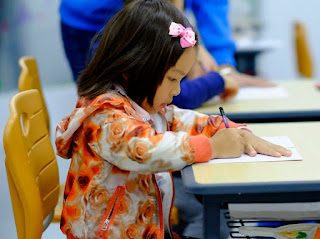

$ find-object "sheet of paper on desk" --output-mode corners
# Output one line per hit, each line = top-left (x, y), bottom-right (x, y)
(234, 85), (289, 100)
(203, 86), (288, 105)
(207, 136), (302, 164)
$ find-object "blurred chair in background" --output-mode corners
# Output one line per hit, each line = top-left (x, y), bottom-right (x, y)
(3, 89), (60, 239)
(18, 56), (50, 134)
(294, 21), (313, 78)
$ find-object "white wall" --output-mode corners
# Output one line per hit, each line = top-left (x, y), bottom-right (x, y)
(0, 0), (72, 92)
(229, 0), (320, 80)
(256, 0), (319, 80)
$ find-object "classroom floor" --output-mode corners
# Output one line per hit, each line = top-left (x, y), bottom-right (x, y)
(0, 82), (78, 239)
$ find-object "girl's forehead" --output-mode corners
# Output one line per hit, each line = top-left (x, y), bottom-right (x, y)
(173, 47), (198, 74)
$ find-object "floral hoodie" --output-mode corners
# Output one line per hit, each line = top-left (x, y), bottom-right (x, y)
(55, 88), (244, 239)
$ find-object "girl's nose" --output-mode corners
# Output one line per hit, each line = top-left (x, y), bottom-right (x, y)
(171, 84), (181, 96)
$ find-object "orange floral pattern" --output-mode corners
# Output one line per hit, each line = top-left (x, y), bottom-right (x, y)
(127, 139), (152, 163)
(121, 224), (140, 239)
(56, 90), (243, 239)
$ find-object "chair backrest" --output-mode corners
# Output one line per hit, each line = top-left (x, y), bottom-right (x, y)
(294, 21), (313, 78)
(18, 56), (50, 133)
(3, 89), (60, 239)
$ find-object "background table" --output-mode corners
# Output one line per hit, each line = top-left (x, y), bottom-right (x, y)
(235, 38), (282, 76)
(181, 122), (320, 239)
(196, 80), (320, 123)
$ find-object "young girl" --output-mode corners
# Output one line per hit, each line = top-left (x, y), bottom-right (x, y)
(56, 0), (291, 238)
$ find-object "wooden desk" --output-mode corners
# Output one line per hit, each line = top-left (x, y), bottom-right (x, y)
(196, 80), (320, 123)
(181, 122), (320, 239)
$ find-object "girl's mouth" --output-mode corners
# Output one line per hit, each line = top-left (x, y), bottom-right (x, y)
(161, 103), (167, 108)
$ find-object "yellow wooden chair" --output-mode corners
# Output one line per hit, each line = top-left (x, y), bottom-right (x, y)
(18, 56), (50, 133)
(18, 56), (64, 223)
(294, 21), (313, 78)
(3, 89), (60, 239)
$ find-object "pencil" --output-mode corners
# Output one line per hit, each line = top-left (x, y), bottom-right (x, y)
(219, 107), (230, 128)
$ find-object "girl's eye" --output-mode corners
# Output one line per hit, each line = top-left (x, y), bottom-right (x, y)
(169, 78), (177, 81)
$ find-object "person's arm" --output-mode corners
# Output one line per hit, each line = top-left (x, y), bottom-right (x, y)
(168, 0), (184, 12)
(171, 72), (225, 109)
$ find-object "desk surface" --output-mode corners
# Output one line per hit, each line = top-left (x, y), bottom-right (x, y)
(182, 121), (320, 196)
(196, 80), (320, 123)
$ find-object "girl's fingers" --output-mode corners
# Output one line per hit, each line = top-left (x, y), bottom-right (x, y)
(255, 141), (292, 157)
(272, 144), (292, 157)
(241, 131), (293, 158)
(244, 143), (257, 157)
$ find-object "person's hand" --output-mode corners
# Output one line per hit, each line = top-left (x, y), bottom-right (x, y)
(210, 128), (292, 159)
(231, 72), (276, 87)
(219, 65), (276, 87)
(219, 75), (240, 101)
(240, 129), (292, 157)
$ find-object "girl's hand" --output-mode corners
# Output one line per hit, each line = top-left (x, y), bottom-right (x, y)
(240, 130), (292, 157)
(210, 128), (245, 159)
(210, 128), (292, 159)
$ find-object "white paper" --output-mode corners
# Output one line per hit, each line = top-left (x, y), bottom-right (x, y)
(203, 86), (289, 106)
(234, 86), (289, 100)
(207, 136), (302, 164)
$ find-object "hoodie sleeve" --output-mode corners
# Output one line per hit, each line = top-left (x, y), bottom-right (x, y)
(165, 105), (246, 136)
(84, 109), (204, 174)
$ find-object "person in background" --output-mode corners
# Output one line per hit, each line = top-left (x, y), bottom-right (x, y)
(59, 0), (272, 111)
(56, 1), (292, 238)
(59, 1), (122, 81)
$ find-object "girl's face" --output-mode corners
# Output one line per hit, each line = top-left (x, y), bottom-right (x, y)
(141, 47), (197, 114)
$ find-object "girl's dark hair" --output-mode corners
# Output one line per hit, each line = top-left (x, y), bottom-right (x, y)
(77, 0), (198, 106)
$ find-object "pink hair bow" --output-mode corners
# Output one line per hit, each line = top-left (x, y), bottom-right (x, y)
(169, 22), (196, 48)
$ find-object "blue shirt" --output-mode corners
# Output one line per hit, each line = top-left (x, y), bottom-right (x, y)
(59, 0), (123, 31)
(185, 0), (236, 66)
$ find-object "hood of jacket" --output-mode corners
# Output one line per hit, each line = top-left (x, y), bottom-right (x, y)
(55, 90), (138, 159)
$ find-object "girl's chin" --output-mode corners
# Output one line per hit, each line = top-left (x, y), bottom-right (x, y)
(145, 108), (158, 114)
